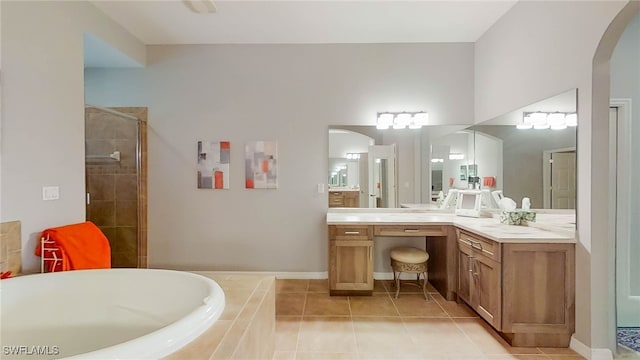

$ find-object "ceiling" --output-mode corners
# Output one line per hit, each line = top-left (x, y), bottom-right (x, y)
(91, 1), (518, 45)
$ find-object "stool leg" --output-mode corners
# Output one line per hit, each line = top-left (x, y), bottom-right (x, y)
(395, 271), (401, 299)
(422, 271), (429, 301)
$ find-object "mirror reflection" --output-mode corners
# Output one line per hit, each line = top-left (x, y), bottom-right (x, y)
(328, 127), (402, 208)
(466, 88), (577, 209)
(327, 88), (577, 210)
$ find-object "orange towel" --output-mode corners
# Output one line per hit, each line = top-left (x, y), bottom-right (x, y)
(483, 177), (496, 188)
(35, 221), (111, 271)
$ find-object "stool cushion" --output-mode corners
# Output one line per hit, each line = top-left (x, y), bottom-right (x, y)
(390, 247), (429, 263)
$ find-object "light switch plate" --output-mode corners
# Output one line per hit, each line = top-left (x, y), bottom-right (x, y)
(42, 186), (60, 201)
(317, 183), (325, 194)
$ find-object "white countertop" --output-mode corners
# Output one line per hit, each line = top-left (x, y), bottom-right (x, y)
(326, 210), (576, 244)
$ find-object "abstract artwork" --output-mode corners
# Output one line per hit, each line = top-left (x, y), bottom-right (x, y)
(197, 141), (230, 189)
(245, 141), (278, 189)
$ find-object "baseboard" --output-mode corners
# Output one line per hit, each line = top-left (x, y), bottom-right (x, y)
(374, 271), (427, 280)
(591, 348), (614, 360)
(193, 271), (419, 280)
(193, 271), (328, 279)
(570, 335), (614, 360)
(273, 272), (328, 279)
(570, 336), (591, 359)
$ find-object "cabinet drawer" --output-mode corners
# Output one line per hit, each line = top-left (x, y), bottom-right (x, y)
(330, 225), (372, 240)
(374, 225), (445, 237)
(458, 231), (500, 262)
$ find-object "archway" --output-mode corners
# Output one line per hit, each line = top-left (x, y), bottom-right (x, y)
(591, 1), (640, 356)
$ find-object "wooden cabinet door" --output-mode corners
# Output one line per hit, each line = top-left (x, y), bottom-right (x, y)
(501, 243), (575, 337)
(343, 192), (359, 207)
(330, 240), (373, 291)
(457, 231), (502, 330)
(457, 244), (473, 305)
(329, 225), (374, 293)
(473, 254), (502, 330)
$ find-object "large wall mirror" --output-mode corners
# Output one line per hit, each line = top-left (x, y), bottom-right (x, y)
(327, 88), (577, 210)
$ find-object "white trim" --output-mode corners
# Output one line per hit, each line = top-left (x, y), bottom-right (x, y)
(570, 335), (614, 360)
(374, 271), (428, 280)
(273, 272), (328, 279)
(190, 271), (329, 279)
(610, 99), (639, 328)
(591, 348), (614, 360)
(570, 335), (593, 359)
(190, 271), (426, 281)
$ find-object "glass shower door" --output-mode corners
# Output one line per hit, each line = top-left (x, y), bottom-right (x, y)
(85, 107), (140, 268)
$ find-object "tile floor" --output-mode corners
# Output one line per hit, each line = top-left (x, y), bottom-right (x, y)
(274, 279), (586, 360)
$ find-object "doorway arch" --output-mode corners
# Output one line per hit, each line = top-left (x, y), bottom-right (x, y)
(591, 1), (640, 356)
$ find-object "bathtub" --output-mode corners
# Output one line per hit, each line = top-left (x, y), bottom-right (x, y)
(0, 269), (225, 359)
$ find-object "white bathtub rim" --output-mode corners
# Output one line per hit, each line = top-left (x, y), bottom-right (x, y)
(2, 269), (226, 359)
(65, 269), (225, 359)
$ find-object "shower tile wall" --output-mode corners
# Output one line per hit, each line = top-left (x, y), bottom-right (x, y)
(85, 109), (138, 268)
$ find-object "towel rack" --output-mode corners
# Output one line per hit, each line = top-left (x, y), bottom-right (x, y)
(85, 151), (120, 162)
(40, 235), (62, 273)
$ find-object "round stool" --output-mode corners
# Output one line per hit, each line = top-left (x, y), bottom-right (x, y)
(390, 246), (429, 300)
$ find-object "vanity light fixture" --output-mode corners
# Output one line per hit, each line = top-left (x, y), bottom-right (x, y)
(518, 111), (577, 130)
(565, 113), (578, 127)
(376, 111), (429, 130)
(346, 152), (361, 160)
(449, 153), (465, 160)
(431, 158), (444, 163)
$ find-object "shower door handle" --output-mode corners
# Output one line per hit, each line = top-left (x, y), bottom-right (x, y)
(86, 192), (91, 205)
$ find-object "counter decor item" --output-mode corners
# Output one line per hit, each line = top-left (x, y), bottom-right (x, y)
(500, 210), (537, 225)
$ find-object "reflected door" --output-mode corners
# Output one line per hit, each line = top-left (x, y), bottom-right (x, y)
(368, 145), (396, 208)
(550, 151), (576, 209)
(358, 153), (369, 208)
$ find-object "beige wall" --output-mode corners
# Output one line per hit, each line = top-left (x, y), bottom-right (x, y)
(474, 0), (630, 352)
(85, 43), (475, 272)
(0, 1), (146, 272)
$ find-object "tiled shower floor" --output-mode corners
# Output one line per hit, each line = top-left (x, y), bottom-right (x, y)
(274, 279), (586, 360)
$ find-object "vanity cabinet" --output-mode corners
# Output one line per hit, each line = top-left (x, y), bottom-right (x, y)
(328, 191), (359, 208)
(457, 231), (502, 329)
(456, 229), (575, 347)
(329, 225), (373, 294)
